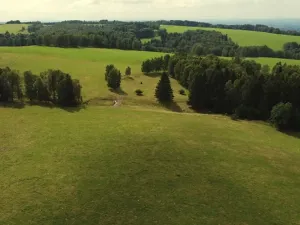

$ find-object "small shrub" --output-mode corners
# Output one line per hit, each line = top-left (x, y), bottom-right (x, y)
(179, 89), (186, 95)
(135, 89), (143, 96)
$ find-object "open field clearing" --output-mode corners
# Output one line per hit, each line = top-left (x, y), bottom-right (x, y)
(0, 24), (29, 34)
(0, 105), (300, 225)
(0, 46), (189, 109)
(161, 25), (300, 51)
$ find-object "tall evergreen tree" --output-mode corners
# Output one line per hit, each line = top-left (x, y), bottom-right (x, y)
(155, 72), (173, 102)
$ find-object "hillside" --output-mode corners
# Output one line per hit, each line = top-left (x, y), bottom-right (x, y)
(1, 105), (300, 225)
(2, 46), (300, 109)
(0, 24), (28, 34)
(0, 46), (189, 109)
(161, 25), (300, 51)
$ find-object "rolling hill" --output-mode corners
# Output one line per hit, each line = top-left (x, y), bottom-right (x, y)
(1, 105), (300, 225)
(161, 25), (300, 51)
(0, 46), (189, 109)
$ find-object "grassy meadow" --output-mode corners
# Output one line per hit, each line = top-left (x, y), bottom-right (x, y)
(141, 36), (161, 44)
(1, 105), (300, 225)
(1, 46), (300, 109)
(0, 46), (189, 109)
(161, 25), (300, 51)
(0, 24), (28, 34)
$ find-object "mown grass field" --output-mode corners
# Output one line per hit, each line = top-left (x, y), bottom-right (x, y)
(0, 46), (189, 110)
(161, 25), (300, 51)
(1, 105), (300, 225)
(0, 24), (28, 34)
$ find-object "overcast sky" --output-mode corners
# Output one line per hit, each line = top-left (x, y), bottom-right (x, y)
(0, 0), (299, 21)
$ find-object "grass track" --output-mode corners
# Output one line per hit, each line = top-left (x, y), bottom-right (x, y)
(0, 106), (300, 225)
(161, 25), (300, 51)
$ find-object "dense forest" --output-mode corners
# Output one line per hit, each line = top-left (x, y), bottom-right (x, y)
(142, 55), (300, 131)
(1, 20), (300, 60)
(0, 67), (82, 106)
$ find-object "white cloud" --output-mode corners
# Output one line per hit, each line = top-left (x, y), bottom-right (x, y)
(0, 0), (299, 21)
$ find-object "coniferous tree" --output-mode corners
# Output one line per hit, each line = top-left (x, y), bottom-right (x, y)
(125, 66), (131, 76)
(155, 72), (173, 102)
(107, 68), (121, 89)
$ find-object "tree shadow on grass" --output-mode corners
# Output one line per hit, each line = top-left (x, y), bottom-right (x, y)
(109, 87), (128, 96)
(162, 101), (183, 113)
(283, 131), (300, 139)
(0, 101), (86, 113)
(0, 102), (25, 109)
(60, 104), (87, 113)
(144, 72), (162, 78)
(123, 76), (134, 81)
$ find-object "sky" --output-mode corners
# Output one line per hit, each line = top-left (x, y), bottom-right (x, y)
(0, 0), (299, 21)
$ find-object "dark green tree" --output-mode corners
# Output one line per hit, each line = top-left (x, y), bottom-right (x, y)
(57, 74), (76, 106)
(24, 71), (38, 101)
(105, 64), (115, 81)
(34, 77), (50, 102)
(107, 68), (121, 89)
(125, 66), (131, 76)
(155, 72), (173, 102)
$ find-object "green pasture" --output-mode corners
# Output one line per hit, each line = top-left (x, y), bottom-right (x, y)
(0, 46), (188, 109)
(0, 24), (29, 34)
(161, 25), (300, 51)
(1, 106), (300, 225)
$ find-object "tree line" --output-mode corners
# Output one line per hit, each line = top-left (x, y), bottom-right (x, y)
(0, 68), (82, 106)
(159, 20), (300, 36)
(142, 55), (300, 131)
(2, 20), (300, 60)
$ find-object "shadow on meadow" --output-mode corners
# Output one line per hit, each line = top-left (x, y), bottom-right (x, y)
(0, 101), (86, 113)
(109, 87), (128, 96)
(162, 101), (183, 113)
(283, 131), (300, 139)
(143, 72), (162, 78)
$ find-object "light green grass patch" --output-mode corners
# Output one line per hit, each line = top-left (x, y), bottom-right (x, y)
(161, 25), (300, 51)
(0, 24), (29, 34)
(0, 105), (300, 225)
(0, 46), (188, 109)
(141, 36), (161, 44)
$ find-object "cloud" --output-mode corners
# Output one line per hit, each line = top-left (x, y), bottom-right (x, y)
(0, 0), (299, 21)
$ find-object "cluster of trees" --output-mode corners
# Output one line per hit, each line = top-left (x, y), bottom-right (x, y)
(2, 20), (300, 60)
(0, 31), (142, 50)
(236, 44), (300, 59)
(0, 67), (82, 106)
(143, 30), (237, 56)
(28, 22), (44, 33)
(159, 20), (300, 36)
(142, 55), (300, 131)
(6, 20), (21, 24)
(141, 55), (170, 73)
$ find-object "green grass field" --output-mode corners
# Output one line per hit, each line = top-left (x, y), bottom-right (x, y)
(0, 46), (189, 110)
(0, 24), (28, 34)
(141, 36), (161, 44)
(1, 46), (300, 224)
(1, 46), (300, 109)
(1, 106), (300, 225)
(161, 25), (300, 51)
